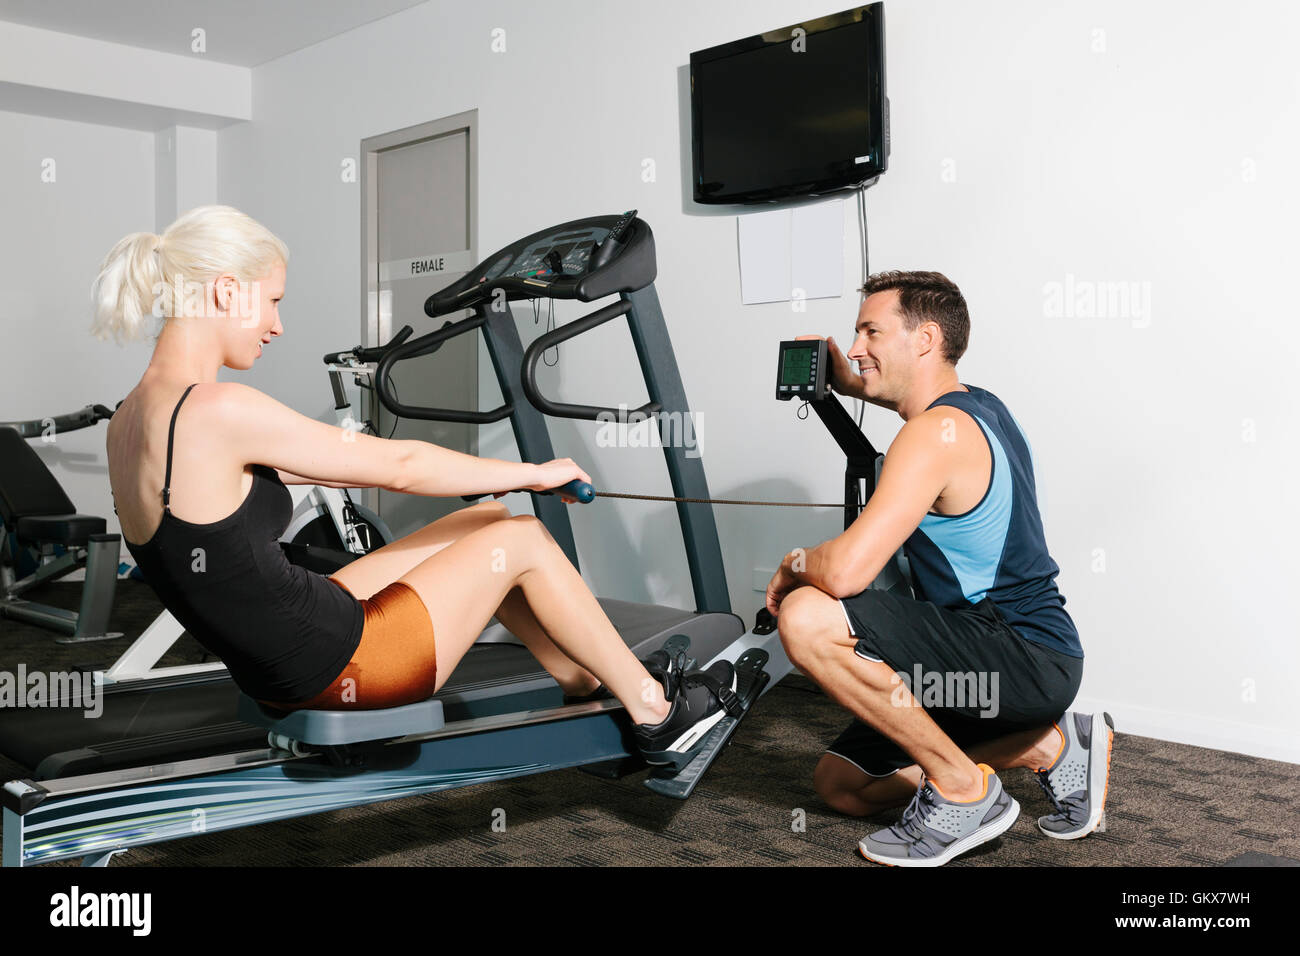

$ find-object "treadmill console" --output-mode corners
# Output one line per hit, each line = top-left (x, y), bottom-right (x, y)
(482, 228), (602, 283)
(775, 339), (830, 401)
(426, 210), (657, 318)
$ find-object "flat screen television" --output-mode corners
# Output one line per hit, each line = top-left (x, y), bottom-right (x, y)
(690, 3), (889, 205)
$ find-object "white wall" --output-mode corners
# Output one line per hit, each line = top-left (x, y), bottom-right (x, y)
(218, 0), (1300, 761)
(5, 0), (1298, 762)
(0, 108), (155, 528)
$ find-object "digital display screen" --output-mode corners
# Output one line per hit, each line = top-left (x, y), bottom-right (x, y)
(781, 347), (813, 385)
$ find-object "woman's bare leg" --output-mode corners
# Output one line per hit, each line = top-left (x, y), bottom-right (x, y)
(397, 513), (669, 724)
(330, 501), (599, 694)
(495, 586), (601, 695)
(329, 500), (513, 598)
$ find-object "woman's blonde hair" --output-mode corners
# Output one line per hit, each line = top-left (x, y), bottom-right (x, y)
(90, 205), (289, 344)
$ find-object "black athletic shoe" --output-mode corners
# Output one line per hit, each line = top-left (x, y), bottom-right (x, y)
(561, 646), (690, 705)
(561, 647), (680, 706)
(633, 652), (740, 770)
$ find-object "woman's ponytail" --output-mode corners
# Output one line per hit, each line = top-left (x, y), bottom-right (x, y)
(90, 232), (165, 344)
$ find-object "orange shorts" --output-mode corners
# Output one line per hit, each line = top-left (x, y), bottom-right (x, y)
(261, 578), (437, 712)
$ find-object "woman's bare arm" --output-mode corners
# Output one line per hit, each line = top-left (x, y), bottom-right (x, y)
(207, 382), (538, 496)
(273, 469), (368, 489)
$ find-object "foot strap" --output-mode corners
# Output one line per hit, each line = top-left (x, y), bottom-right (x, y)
(684, 671), (745, 719)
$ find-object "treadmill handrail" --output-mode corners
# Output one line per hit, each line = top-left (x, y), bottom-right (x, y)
(373, 308), (514, 424)
(521, 300), (662, 422)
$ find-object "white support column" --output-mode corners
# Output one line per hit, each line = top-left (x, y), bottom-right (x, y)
(155, 125), (218, 228)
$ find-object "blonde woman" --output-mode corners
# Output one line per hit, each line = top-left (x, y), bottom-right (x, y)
(94, 204), (734, 766)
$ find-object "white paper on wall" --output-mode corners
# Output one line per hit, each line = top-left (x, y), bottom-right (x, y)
(791, 199), (845, 302)
(738, 198), (844, 305)
(737, 209), (791, 305)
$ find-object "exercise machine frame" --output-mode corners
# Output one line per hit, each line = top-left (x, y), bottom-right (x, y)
(1, 405), (123, 643)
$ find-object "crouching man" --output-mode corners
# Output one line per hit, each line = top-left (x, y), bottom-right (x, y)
(769, 271), (1111, 867)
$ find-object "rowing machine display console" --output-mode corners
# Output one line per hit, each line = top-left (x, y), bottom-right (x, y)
(775, 338), (831, 402)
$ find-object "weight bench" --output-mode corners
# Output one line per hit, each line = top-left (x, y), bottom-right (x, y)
(0, 426), (122, 643)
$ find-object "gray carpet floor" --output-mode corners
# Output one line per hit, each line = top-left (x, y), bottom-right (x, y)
(2, 580), (1297, 866)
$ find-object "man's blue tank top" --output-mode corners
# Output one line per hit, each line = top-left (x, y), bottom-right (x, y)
(902, 385), (1082, 658)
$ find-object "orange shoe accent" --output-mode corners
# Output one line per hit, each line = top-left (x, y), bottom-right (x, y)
(1036, 722), (1066, 772)
(1091, 725), (1115, 835)
(929, 763), (992, 803)
(858, 846), (897, 866)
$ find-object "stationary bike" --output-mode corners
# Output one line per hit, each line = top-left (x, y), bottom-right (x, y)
(280, 321), (455, 565)
(277, 346), (399, 567)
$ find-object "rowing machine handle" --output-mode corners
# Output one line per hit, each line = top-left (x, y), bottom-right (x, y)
(551, 479), (595, 503)
(461, 479), (595, 504)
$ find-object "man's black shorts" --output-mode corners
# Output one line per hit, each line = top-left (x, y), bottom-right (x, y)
(826, 587), (1084, 778)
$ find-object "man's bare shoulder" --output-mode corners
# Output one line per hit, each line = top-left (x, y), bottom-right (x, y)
(893, 406), (989, 516)
(890, 405), (978, 457)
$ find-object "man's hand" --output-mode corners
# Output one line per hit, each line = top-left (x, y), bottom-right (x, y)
(794, 334), (861, 400)
(765, 563), (800, 618)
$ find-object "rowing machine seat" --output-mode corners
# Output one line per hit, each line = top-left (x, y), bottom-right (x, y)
(236, 694), (445, 747)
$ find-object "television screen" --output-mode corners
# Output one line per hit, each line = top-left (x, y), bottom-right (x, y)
(691, 4), (888, 205)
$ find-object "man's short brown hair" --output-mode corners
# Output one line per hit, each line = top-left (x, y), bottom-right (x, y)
(860, 271), (970, 366)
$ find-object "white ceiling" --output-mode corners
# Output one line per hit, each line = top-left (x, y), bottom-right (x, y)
(0, 0), (430, 66)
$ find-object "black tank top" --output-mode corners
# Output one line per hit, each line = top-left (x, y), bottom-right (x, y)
(121, 383), (363, 702)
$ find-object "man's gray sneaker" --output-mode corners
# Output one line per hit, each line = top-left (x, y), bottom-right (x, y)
(1033, 710), (1114, 839)
(858, 763), (1020, 867)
